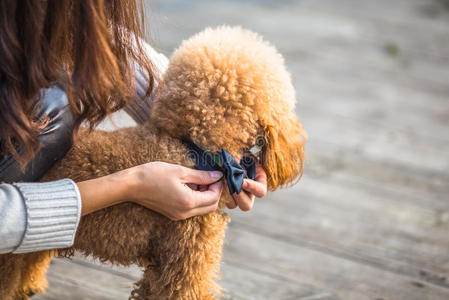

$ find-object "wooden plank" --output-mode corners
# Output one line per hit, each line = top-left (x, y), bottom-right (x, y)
(306, 146), (449, 208)
(220, 261), (338, 300)
(299, 0), (449, 55)
(193, 0), (449, 61)
(222, 225), (449, 300)
(227, 173), (449, 290)
(150, 0), (449, 68)
(32, 258), (137, 300)
(34, 255), (336, 300)
(303, 109), (449, 177)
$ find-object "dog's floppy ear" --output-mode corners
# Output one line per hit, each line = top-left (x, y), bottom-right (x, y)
(261, 113), (307, 191)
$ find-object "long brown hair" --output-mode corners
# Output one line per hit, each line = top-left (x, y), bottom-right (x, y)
(0, 0), (154, 162)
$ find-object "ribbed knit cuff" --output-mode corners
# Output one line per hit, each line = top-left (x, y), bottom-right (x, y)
(12, 179), (81, 253)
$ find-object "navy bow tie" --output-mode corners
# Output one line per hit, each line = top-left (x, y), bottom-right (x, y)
(183, 140), (256, 195)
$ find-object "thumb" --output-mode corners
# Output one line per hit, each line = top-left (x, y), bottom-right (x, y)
(182, 168), (223, 185)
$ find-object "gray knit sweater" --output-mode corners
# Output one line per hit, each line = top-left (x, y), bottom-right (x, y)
(0, 42), (168, 254)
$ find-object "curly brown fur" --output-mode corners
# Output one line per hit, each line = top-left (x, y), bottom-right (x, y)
(0, 26), (306, 300)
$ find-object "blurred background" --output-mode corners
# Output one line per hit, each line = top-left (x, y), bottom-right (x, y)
(36, 0), (449, 299)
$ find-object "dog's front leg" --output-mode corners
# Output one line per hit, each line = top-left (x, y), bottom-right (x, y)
(130, 212), (229, 300)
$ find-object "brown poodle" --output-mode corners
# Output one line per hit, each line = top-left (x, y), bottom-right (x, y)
(0, 26), (307, 300)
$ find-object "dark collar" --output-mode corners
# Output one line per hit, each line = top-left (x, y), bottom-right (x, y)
(182, 140), (256, 195)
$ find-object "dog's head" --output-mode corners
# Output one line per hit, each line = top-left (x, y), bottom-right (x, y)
(151, 26), (307, 190)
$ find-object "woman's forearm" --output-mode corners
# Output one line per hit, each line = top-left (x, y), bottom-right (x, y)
(77, 168), (132, 216)
(77, 162), (223, 220)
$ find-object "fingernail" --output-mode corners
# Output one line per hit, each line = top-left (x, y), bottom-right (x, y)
(210, 171), (223, 179)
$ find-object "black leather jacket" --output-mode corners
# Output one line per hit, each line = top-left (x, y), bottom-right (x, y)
(0, 87), (76, 183)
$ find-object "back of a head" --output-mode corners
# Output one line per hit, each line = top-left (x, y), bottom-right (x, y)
(0, 0), (153, 163)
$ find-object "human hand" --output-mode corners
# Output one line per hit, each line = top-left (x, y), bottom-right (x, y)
(226, 161), (267, 211)
(128, 161), (223, 220)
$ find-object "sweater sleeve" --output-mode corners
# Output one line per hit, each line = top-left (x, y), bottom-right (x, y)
(124, 40), (169, 124)
(0, 179), (81, 254)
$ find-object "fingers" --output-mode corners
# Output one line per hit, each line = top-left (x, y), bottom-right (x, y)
(182, 160), (267, 213)
(186, 201), (222, 218)
(171, 197), (221, 220)
(242, 179), (267, 198)
(186, 183), (199, 191)
(226, 196), (237, 209)
(186, 184), (210, 192)
(232, 190), (254, 211)
(227, 161), (267, 211)
(254, 162), (268, 184)
(188, 180), (223, 208)
(166, 181), (222, 221)
(182, 167), (223, 185)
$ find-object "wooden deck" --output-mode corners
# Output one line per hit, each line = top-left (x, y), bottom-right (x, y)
(35, 0), (449, 299)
